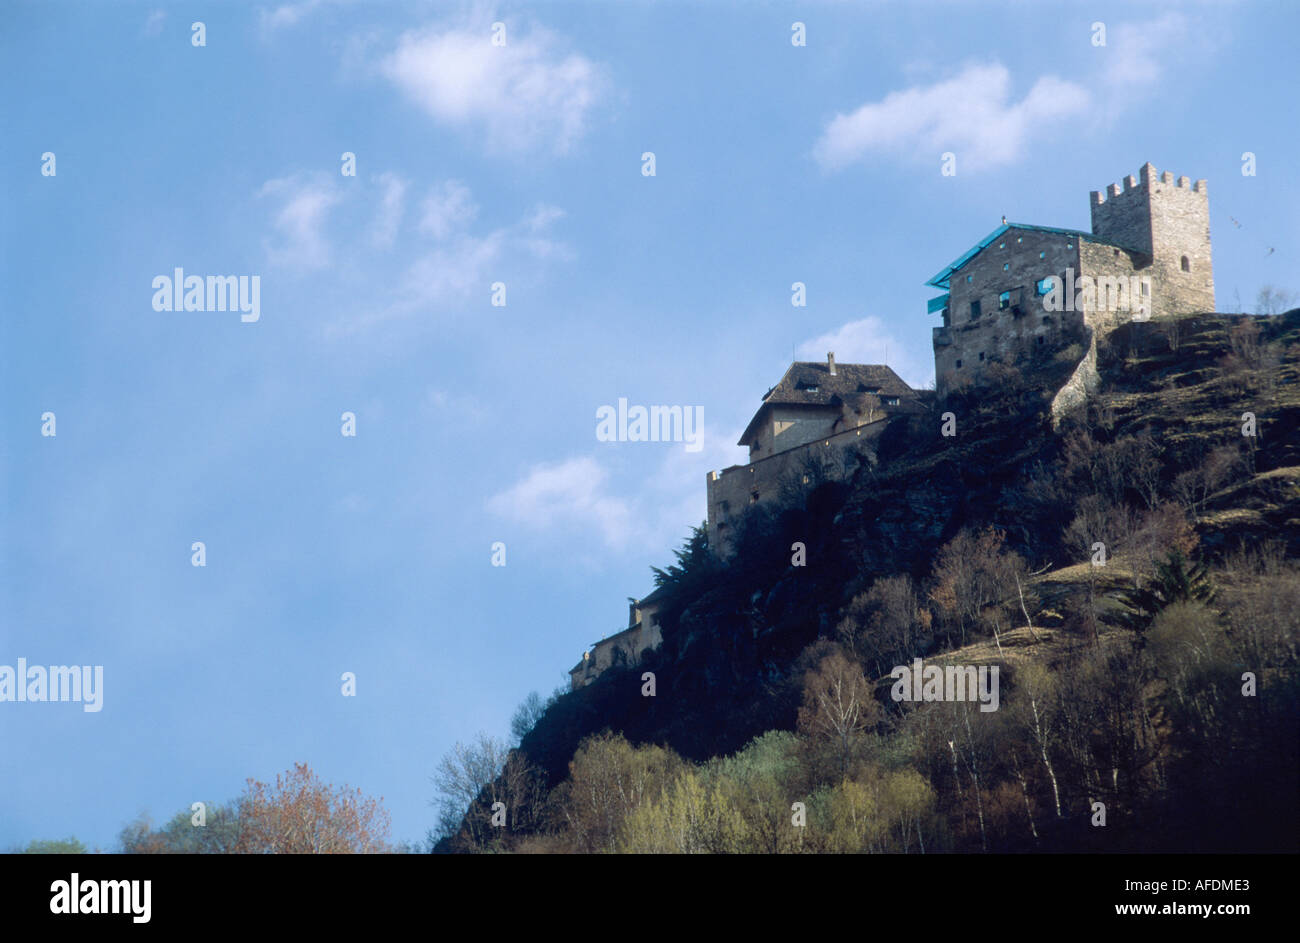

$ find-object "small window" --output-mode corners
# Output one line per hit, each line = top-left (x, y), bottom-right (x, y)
(966, 274), (973, 283)
(1003, 263), (1010, 271)
(1141, 282), (1150, 296)
(999, 291), (1011, 310)
(1067, 242), (1073, 249)
(1042, 316), (1051, 325)
(1039, 251), (1046, 260)
(1037, 335), (1045, 345)
(1017, 237), (1023, 244)
(750, 491), (760, 503)
(979, 352), (985, 361)
(1035, 277), (1053, 295)
(1181, 255), (1191, 272)
(999, 242), (1005, 249)
(970, 299), (981, 320)
(955, 359), (962, 369)
(884, 396), (900, 406)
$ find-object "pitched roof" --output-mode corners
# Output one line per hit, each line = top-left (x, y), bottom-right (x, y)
(739, 362), (915, 445)
(923, 223), (1142, 291)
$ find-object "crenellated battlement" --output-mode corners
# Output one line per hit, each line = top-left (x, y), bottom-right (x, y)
(1091, 163), (1208, 207)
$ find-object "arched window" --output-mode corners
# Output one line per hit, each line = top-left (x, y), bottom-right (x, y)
(1181, 255), (1191, 272)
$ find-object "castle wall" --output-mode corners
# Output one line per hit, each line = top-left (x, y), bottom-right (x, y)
(707, 418), (887, 555)
(938, 164), (1215, 394)
(1090, 164), (1214, 316)
(748, 405), (840, 460)
(937, 229), (1084, 390)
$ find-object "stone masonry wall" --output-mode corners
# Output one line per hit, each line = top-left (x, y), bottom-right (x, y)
(707, 419), (888, 555)
(937, 229), (1084, 389)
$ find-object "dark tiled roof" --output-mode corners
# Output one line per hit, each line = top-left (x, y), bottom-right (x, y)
(762, 362), (914, 406)
(739, 362), (916, 445)
(637, 583), (671, 608)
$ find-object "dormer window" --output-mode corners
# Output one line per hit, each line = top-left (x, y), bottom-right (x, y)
(797, 384), (819, 393)
(884, 396), (900, 406)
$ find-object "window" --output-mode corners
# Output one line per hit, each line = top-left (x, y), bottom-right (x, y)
(1067, 242), (1073, 249)
(1042, 316), (1052, 325)
(970, 299), (981, 320)
(999, 291), (1011, 310)
(1039, 251), (1046, 259)
(1141, 282), (1150, 296)
(1181, 255), (1191, 272)
(750, 491), (760, 503)
(1035, 277), (1053, 295)
(966, 274), (973, 283)
(999, 242), (1005, 249)
(979, 351), (985, 361)
(955, 359), (962, 368)
(884, 396), (900, 406)
(1037, 335), (1045, 345)
(1017, 236), (1023, 244)
(1003, 263), (1010, 271)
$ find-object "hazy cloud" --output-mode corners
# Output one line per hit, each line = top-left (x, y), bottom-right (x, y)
(380, 17), (605, 155)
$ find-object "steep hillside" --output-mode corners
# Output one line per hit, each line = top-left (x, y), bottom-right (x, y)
(454, 311), (1300, 853)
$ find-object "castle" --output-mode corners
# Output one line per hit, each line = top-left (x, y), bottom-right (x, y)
(929, 161), (1214, 408)
(569, 162), (1215, 688)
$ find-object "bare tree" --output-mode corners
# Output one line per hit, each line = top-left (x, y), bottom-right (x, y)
(797, 650), (880, 780)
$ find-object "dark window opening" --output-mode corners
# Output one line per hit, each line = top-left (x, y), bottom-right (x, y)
(1181, 255), (1191, 272)
(955, 360), (962, 369)
(999, 290), (1011, 310)
(979, 352), (985, 361)
(970, 299), (981, 320)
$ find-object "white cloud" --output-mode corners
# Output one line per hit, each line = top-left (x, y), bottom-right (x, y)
(371, 172), (408, 249)
(258, 173), (342, 270)
(401, 230), (505, 306)
(797, 317), (934, 389)
(488, 457), (633, 549)
(142, 10), (166, 37)
(815, 14), (1203, 175)
(814, 63), (1090, 173)
(260, 0), (325, 32)
(1103, 13), (1193, 90)
(397, 189), (569, 310)
(419, 180), (478, 240)
(380, 18), (605, 154)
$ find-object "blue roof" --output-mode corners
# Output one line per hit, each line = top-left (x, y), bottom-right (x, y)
(923, 223), (1120, 291)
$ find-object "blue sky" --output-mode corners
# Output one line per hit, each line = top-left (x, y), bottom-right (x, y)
(2, 0), (1296, 850)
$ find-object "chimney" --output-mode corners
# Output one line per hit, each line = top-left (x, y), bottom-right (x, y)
(827, 352), (836, 376)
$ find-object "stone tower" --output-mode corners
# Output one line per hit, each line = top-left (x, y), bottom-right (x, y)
(1089, 162), (1215, 316)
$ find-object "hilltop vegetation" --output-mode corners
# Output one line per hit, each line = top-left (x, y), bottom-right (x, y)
(438, 311), (1300, 854)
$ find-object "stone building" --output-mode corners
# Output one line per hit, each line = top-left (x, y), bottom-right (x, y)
(926, 162), (1215, 406)
(569, 585), (667, 690)
(705, 354), (925, 556)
